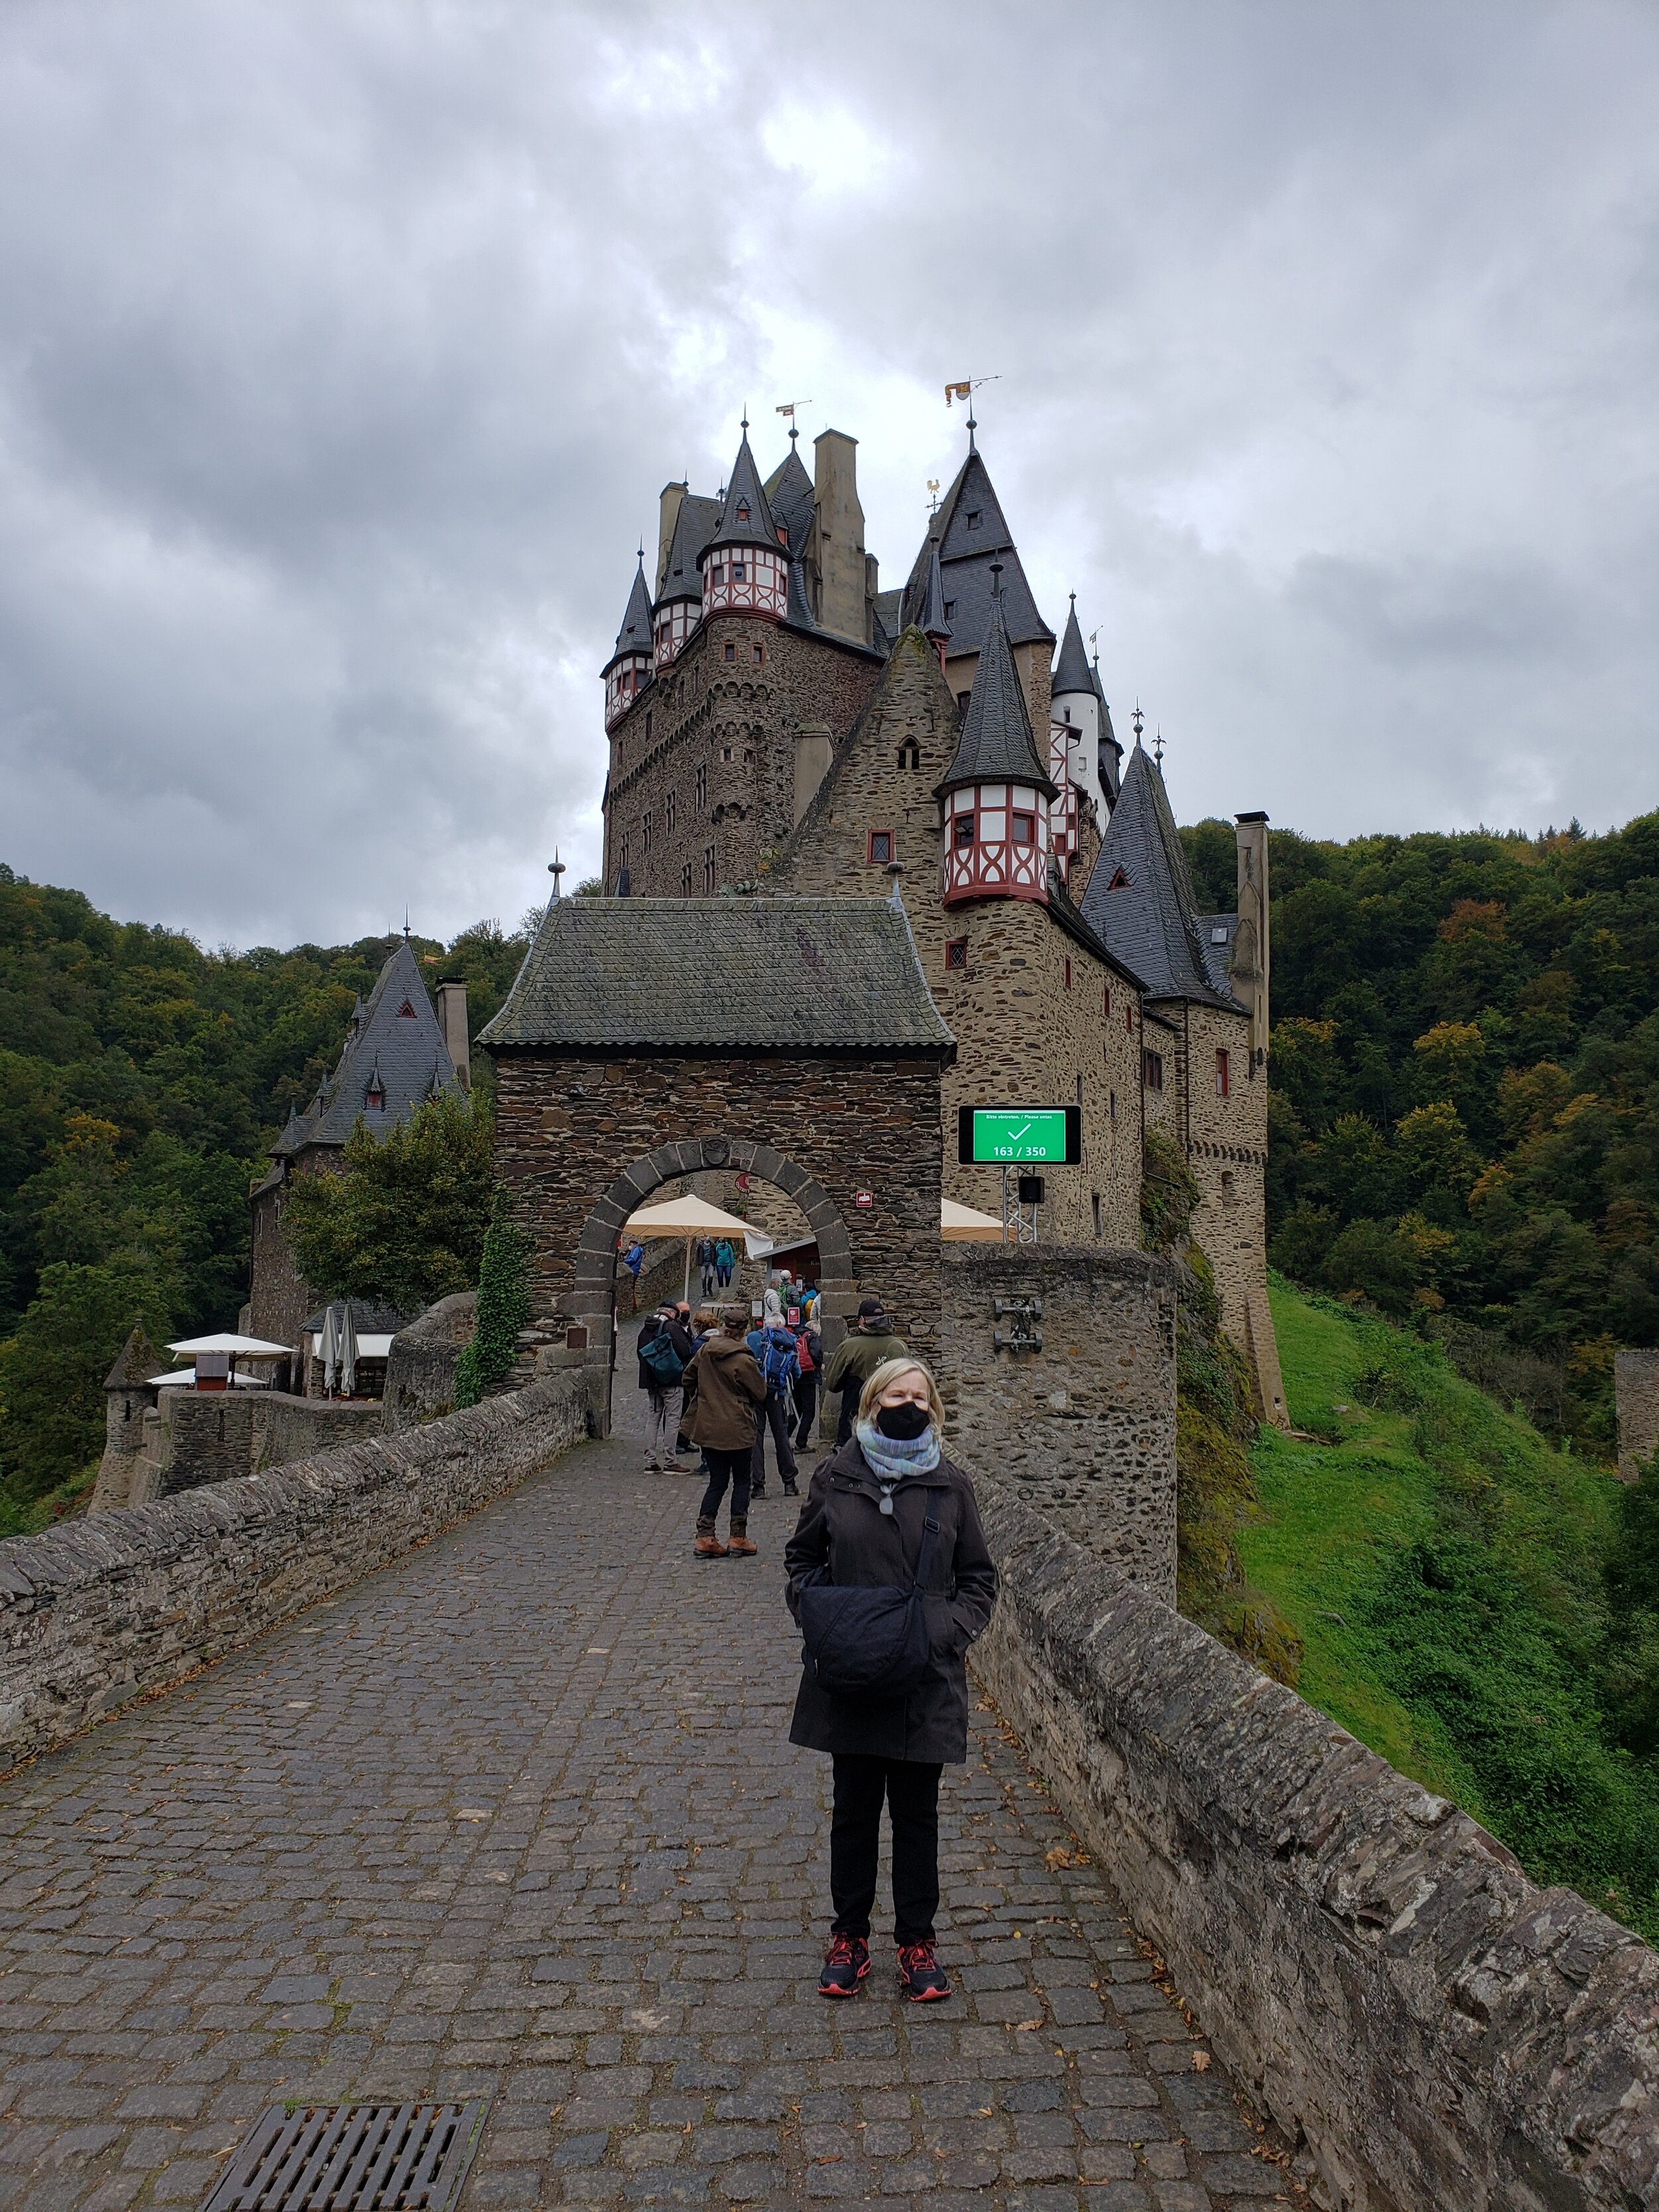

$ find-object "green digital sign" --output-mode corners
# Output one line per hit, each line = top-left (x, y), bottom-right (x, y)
(958, 1106), (1082, 1165)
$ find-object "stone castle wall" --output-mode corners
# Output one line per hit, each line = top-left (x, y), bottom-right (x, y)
(940, 1244), (1178, 1602)
(1179, 999), (1269, 1347)
(972, 1483), (1659, 2212)
(1615, 1347), (1659, 1483)
(604, 615), (882, 895)
(489, 1048), (947, 1382)
(0, 1372), (589, 1771)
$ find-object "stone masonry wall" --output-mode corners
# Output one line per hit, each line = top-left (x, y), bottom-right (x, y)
(1615, 1347), (1659, 1483)
(770, 630), (1145, 1249)
(941, 1245), (1178, 1601)
(488, 1048), (946, 1374)
(604, 615), (882, 895)
(972, 1483), (1659, 2212)
(0, 1372), (587, 1772)
(1179, 998), (1269, 1346)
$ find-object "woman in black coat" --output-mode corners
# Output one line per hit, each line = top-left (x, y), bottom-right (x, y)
(783, 1356), (998, 2003)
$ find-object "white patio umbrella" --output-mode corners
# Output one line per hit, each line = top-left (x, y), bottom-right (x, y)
(621, 1194), (767, 1305)
(338, 1302), (360, 1397)
(941, 1197), (1007, 1242)
(318, 1303), (342, 1394)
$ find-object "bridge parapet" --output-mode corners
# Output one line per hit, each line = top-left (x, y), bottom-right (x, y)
(974, 1480), (1659, 2211)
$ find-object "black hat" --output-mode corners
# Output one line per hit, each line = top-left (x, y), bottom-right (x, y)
(857, 1297), (886, 1320)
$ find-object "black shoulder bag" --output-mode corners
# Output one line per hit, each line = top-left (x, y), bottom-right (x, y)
(796, 1512), (941, 1698)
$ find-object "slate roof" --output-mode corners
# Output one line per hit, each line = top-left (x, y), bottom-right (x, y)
(658, 492), (721, 602)
(605, 557), (654, 673)
(275, 939), (461, 1155)
(899, 446), (1052, 656)
(705, 428), (780, 556)
(917, 546), (951, 640)
(1078, 745), (1242, 1009)
(479, 896), (956, 1053)
(936, 574), (1058, 800)
(1052, 598), (1092, 695)
(763, 443), (816, 558)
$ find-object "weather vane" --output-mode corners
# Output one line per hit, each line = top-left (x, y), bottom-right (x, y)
(1153, 729), (1165, 766)
(1131, 702), (1144, 743)
(926, 478), (940, 512)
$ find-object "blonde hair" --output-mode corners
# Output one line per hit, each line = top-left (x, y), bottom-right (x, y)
(857, 1357), (945, 1433)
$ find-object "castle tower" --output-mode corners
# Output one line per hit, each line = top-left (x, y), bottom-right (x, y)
(1052, 594), (1118, 822)
(936, 564), (1060, 906)
(699, 421), (789, 623)
(603, 554), (654, 731)
(654, 483), (719, 670)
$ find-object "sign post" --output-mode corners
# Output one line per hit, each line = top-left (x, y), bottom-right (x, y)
(957, 1108), (1080, 1243)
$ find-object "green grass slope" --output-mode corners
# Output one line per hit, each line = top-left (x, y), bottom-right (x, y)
(1238, 1276), (1659, 1943)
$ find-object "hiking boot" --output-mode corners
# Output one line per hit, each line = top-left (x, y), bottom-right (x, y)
(662, 1459), (691, 1473)
(817, 1934), (869, 1999)
(750, 1484), (768, 1501)
(895, 1941), (951, 2002)
(726, 1520), (757, 1557)
(782, 1480), (800, 1497)
(693, 1516), (728, 1561)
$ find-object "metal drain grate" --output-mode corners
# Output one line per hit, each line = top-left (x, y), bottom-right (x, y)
(200, 2099), (490, 2211)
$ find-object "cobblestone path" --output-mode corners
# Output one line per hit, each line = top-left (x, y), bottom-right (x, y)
(0, 1383), (1303, 2211)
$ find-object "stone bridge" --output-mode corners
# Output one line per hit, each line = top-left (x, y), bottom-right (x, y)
(1, 1370), (1655, 2211)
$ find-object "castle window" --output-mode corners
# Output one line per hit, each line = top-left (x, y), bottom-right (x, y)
(966, 510), (982, 530)
(1108, 866), (1129, 890)
(666, 790), (676, 832)
(898, 742), (920, 771)
(943, 600), (955, 620)
(1011, 812), (1035, 846)
(732, 561), (746, 581)
(753, 644), (764, 665)
(776, 524), (789, 546)
(954, 814), (975, 849)
(366, 1080), (384, 1110)
(1092, 1193), (1102, 1240)
(645, 711), (652, 741)
(1142, 1049), (1164, 1092)
(743, 747), (753, 764)
(868, 829), (893, 865)
(620, 838), (630, 871)
(711, 566), (724, 587)
(397, 999), (417, 1019)
(1221, 1169), (1236, 1208)
(1102, 984), (1112, 1015)
(945, 937), (968, 972)
(703, 844), (716, 894)
(1110, 1088), (1117, 1122)
(1076, 1072), (1084, 1102)
(725, 642), (735, 662)
(1064, 959), (1072, 989)
(722, 745), (733, 761)
(642, 813), (652, 853)
(695, 764), (707, 808)
(681, 863), (692, 896)
(736, 502), (750, 524)
(1216, 1048), (1230, 1098)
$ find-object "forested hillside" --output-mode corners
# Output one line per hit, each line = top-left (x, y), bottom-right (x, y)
(0, 861), (533, 1509)
(1184, 812), (1659, 1453)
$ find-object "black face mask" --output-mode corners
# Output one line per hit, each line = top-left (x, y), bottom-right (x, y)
(875, 1401), (931, 1441)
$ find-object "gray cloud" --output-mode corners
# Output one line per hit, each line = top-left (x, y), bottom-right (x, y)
(1, 0), (1655, 946)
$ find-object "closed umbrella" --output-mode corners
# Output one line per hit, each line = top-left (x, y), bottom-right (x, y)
(339, 1302), (360, 1397)
(319, 1303), (342, 1394)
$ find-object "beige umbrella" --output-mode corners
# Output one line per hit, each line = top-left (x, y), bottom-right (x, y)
(942, 1197), (1007, 1242)
(621, 1195), (768, 1305)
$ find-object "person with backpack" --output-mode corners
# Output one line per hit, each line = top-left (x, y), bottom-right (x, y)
(695, 1238), (717, 1297)
(714, 1238), (736, 1290)
(791, 1308), (824, 1448)
(638, 1303), (694, 1471)
(823, 1299), (909, 1445)
(784, 1355), (998, 2004)
(684, 1307), (767, 1558)
(747, 1291), (801, 1499)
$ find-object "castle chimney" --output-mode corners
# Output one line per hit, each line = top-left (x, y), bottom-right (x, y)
(810, 429), (866, 644)
(1233, 813), (1270, 1066)
(793, 723), (833, 825)
(656, 480), (686, 597)
(436, 978), (470, 1091)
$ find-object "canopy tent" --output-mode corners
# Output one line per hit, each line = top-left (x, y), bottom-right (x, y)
(941, 1197), (1007, 1242)
(621, 1195), (772, 1305)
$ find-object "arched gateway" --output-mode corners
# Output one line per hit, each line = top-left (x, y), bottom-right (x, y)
(479, 892), (955, 1432)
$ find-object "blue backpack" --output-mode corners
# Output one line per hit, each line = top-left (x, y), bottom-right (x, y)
(640, 1319), (685, 1386)
(747, 1326), (800, 1395)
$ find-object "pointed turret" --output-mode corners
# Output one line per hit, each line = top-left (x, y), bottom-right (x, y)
(918, 543), (952, 666)
(1049, 595), (1116, 824)
(1078, 742), (1240, 1008)
(653, 488), (721, 669)
(900, 433), (1052, 691)
(1052, 597), (1092, 696)
(603, 554), (655, 728)
(700, 421), (789, 622)
(937, 568), (1057, 909)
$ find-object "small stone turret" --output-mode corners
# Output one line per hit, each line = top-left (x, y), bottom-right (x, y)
(699, 422), (789, 623)
(603, 555), (654, 730)
(936, 564), (1058, 907)
(88, 1323), (162, 1514)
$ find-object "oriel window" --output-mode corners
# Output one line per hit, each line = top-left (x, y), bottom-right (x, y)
(954, 814), (975, 849)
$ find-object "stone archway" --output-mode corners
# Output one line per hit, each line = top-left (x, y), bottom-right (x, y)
(570, 1136), (858, 1435)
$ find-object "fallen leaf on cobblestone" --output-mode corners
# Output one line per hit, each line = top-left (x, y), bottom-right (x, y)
(1192, 2051), (1211, 2071)
(1016, 2018), (1043, 2031)
(812, 2154), (842, 2165)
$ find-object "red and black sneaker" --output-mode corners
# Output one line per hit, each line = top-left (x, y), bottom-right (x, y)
(896, 1940), (952, 2002)
(816, 1934), (870, 1999)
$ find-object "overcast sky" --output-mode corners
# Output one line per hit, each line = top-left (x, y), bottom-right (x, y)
(1, 0), (1656, 950)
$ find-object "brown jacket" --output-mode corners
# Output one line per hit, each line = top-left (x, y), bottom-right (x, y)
(684, 1333), (766, 1451)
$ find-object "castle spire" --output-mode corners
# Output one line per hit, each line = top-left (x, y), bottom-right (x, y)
(603, 553), (655, 729)
(699, 417), (789, 621)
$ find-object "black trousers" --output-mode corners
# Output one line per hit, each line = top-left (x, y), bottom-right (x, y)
(751, 1391), (798, 1489)
(830, 1753), (942, 1945)
(698, 1447), (751, 1522)
(792, 1372), (819, 1445)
